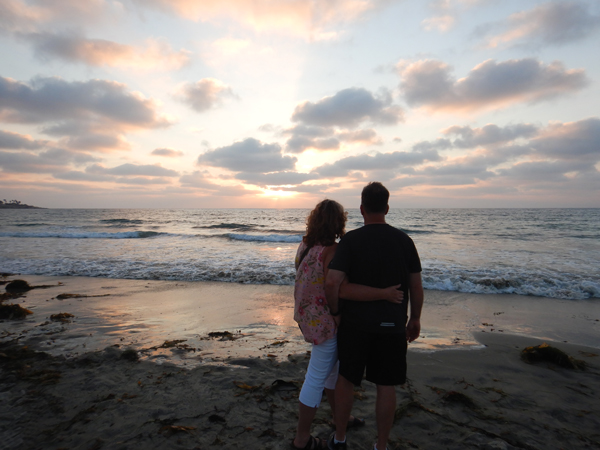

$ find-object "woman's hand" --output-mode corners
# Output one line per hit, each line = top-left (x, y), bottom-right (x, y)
(381, 284), (403, 303)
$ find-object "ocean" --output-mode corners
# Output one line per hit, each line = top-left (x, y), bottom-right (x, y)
(1, 208), (599, 301)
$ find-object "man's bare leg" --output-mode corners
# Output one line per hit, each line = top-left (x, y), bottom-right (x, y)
(375, 385), (396, 450)
(325, 388), (337, 422)
(293, 402), (318, 448)
(334, 375), (354, 442)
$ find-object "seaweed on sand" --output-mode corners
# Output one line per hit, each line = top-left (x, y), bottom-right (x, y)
(120, 348), (140, 361)
(56, 293), (110, 300)
(50, 312), (75, 323)
(521, 343), (587, 370)
(0, 303), (33, 319)
(206, 331), (243, 341)
(5, 279), (60, 293)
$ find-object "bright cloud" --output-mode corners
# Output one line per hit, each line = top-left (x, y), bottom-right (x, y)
(132, 0), (382, 38)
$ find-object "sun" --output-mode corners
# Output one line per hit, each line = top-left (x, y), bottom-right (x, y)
(261, 188), (297, 199)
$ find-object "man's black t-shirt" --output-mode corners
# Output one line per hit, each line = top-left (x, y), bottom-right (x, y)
(328, 223), (422, 333)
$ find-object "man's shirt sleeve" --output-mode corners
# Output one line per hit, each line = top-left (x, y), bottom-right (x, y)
(328, 236), (350, 274)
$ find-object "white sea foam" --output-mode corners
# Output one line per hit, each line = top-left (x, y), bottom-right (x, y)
(228, 233), (303, 243)
(1, 208), (599, 300)
(0, 230), (166, 239)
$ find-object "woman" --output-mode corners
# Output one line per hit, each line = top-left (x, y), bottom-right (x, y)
(292, 200), (402, 450)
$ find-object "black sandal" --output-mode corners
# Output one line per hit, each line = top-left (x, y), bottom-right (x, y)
(290, 435), (327, 450)
(347, 416), (365, 428)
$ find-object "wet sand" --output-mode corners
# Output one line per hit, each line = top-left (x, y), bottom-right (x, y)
(1, 275), (599, 449)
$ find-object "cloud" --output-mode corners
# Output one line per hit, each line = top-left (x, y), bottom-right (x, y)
(198, 138), (297, 173)
(177, 78), (236, 113)
(179, 170), (259, 196)
(131, 0), (384, 39)
(0, 76), (168, 126)
(283, 123), (383, 153)
(412, 138), (452, 152)
(495, 160), (588, 183)
(315, 149), (441, 178)
(398, 58), (588, 112)
(152, 148), (185, 157)
(443, 123), (539, 148)
(422, 0), (489, 32)
(283, 125), (338, 153)
(86, 163), (179, 177)
(53, 162), (179, 185)
(292, 87), (404, 128)
(23, 32), (191, 70)
(415, 160), (496, 185)
(422, 15), (455, 32)
(286, 135), (340, 153)
(0, 0), (110, 34)
(0, 147), (98, 174)
(479, 1), (600, 49)
(234, 171), (315, 187)
(0, 129), (45, 149)
(0, 75), (170, 152)
(530, 117), (600, 161)
(337, 129), (382, 145)
(55, 171), (173, 185)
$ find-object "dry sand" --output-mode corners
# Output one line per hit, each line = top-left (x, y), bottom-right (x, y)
(1, 275), (599, 449)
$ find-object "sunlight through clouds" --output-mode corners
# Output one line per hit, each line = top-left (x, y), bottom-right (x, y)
(0, 0), (598, 207)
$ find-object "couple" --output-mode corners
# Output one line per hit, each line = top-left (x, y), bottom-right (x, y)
(292, 182), (424, 450)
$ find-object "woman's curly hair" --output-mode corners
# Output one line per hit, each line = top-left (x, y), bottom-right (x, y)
(303, 199), (347, 248)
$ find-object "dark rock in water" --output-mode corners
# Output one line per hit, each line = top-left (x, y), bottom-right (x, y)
(5, 279), (32, 293)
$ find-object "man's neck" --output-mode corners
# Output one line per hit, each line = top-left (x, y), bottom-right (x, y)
(363, 213), (387, 225)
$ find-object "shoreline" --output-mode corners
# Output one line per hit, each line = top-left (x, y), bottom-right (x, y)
(2, 274), (600, 449)
(1, 274), (598, 367)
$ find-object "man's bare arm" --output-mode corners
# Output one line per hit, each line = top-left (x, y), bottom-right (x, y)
(339, 281), (403, 304)
(325, 269), (346, 323)
(406, 272), (424, 342)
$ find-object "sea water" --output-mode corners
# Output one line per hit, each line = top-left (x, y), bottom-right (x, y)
(1, 208), (599, 300)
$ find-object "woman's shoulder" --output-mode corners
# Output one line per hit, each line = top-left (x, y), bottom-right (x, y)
(320, 243), (337, 260)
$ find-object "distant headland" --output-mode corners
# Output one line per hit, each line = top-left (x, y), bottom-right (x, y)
(0, 200), (44, 209)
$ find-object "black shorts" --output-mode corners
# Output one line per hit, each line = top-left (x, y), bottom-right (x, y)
(337, 325), (407, 386)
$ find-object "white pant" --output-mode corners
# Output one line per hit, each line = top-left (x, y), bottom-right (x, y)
(299, 336), (339, 408)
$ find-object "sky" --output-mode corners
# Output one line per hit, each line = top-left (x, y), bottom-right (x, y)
(1, 0), (599, 209)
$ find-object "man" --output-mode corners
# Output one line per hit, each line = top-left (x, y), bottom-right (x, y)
(325, 182), (424, 450)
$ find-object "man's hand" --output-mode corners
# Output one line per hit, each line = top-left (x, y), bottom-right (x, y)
(406, 317), (421, 343)
(382, 284), (403, 304)
(332, 315), (341, 327)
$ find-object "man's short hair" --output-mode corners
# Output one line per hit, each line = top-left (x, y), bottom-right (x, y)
(361, 182), (389, 214)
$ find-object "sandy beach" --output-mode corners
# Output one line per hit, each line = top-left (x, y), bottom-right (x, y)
(1, 275), (599, 449)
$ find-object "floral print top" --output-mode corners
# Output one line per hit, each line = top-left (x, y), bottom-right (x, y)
(294, 241), (336, 345)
